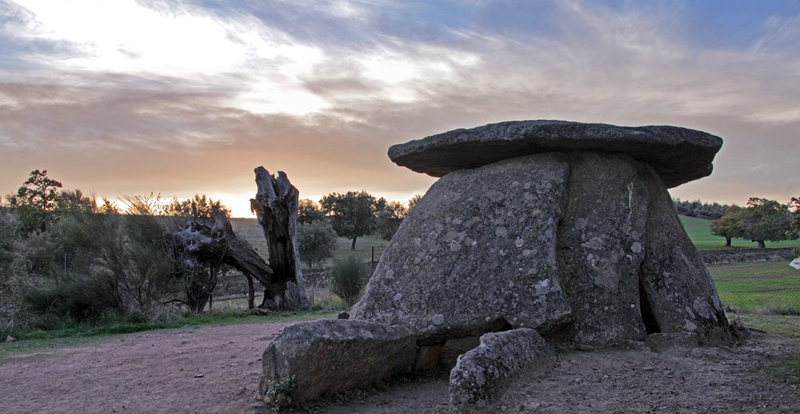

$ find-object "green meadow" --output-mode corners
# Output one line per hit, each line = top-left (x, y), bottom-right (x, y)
(679, 215), (800, 250)
(707, 261), (800, 314)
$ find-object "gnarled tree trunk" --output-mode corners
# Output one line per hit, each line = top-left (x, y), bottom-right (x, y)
(250, 167), (309, 310)
(175, 213), (274, 311)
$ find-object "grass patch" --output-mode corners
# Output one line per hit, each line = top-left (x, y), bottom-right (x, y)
(0, 309), (337, 360)
(680, 215), (800, 250)
(708, 262), (800, 314)
(727, 313), (800, 337)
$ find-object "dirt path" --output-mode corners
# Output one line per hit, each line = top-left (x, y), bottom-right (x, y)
(1, 321), (798, 414)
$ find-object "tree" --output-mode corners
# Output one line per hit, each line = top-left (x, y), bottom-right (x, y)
(791, 197), (800, 231)
(166, 194), (229, 223)
(740, 197), (798, 249)
(6, 170), (63, 235)
(250, 167), (309, 310)
(408, 194), (423, 211)
(710, 205), (746, 247)
(320, 191), (377, 250)
(375, 198), (407, 241)
(298, 198), (325, 225)
(298, 220), (337, 268)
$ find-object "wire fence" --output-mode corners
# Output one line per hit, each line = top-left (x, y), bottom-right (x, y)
(707, 260), (800, 315)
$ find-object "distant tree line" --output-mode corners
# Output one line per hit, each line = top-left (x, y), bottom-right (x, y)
(673, 198), (729, 220)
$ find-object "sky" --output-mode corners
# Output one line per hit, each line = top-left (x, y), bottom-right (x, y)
(1, 0), (798, 217)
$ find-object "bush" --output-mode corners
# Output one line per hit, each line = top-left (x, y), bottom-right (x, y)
(298, 221), (337, 269)
(794, 247), (800, 259)
(330, 255), (369, 306)
(265, 375), (298, 412)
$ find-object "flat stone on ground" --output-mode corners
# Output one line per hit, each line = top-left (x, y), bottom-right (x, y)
(259, 319), (416, 403)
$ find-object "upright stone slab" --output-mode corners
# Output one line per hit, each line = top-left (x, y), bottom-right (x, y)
(351, 153), (573, 341)
(554, 152), (650, 345)
(640, 166), (732, 345)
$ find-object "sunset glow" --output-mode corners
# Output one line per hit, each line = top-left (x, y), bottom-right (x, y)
(2, 1), (799, 216)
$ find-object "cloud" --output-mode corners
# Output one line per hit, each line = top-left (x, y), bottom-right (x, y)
(2, 0), (800, 215)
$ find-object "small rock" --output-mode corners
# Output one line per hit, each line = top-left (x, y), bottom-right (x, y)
(194, 374), (204, 378)
(338, 311), (350, 319)
(450, 328), (557, 412)
(5, 336), (16, 343)
(575, 344), (595, 352)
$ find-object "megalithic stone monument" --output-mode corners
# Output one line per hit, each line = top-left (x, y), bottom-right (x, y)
(351, 120), (732, 347)
(261, 120), (735, 412)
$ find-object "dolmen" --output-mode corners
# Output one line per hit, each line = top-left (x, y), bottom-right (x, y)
(260, 120), (734, 413)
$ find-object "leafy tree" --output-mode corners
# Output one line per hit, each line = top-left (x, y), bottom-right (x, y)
(298, 220), (337, 269)
(320, 191), (377, 250)
(740, 197), (798, 249)
(6, 170), (63, 235)
(791, 197), (800, 231)
(298, 198), (325, 225)
(166, 194), (229, 224)
(710, 205), (746, 247)
(375, 198), (407, 241)
(57, 189), (98, 215)
(408, 194), (423, 211)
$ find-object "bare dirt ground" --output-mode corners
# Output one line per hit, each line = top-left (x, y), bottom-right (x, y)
(1, 320), (798, 414)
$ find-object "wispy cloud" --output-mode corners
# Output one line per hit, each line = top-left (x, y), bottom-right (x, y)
(1, 0), (799, 215)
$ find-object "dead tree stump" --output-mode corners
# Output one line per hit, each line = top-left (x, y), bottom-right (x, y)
(174, 211), (275, 312)
(250, 167), (309, 310)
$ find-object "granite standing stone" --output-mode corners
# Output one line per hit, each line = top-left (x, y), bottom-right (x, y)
(351, 153), (573, 342)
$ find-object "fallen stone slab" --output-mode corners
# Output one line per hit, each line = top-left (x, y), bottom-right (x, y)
(389, 120), (722, 188)
(259, 319), (416, 403)
(449, 328), (557, 413)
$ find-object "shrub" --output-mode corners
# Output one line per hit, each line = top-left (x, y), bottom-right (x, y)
(330, 254), (369, 306)
(265, 375), (298, 412)
(298, 221), (337, 269)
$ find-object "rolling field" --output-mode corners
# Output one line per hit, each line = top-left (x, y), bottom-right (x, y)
(707, 261), (800, 314)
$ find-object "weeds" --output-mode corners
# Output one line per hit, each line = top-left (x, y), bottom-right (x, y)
(265, 375), (298, 412)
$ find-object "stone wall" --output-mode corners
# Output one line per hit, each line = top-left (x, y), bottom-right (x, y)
(699, 248), (795, 265)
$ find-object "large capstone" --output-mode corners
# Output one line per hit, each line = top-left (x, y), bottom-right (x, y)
(389, 120), (722, 188)
(350, 153), (574, 342)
